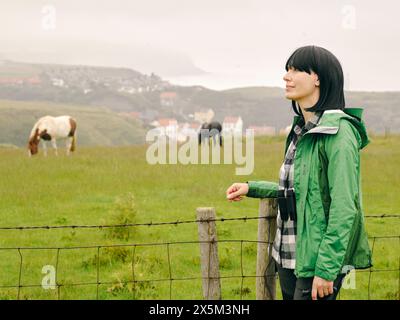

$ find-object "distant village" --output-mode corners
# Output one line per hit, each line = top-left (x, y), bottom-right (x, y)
(120, 103), (291, 143)
(0, 60), (292, 141)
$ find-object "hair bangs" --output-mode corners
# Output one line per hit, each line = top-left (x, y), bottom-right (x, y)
(285, 47), (316, 74)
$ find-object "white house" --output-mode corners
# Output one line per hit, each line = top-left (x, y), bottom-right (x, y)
(223, 116), (243, 135)
(160, 92), (177, 107)
(118, 86), (137, 94)
(151, 118), (179, 140)
(51, 78), (66, 87)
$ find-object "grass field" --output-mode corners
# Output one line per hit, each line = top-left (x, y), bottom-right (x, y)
(0, 134), (399, 300)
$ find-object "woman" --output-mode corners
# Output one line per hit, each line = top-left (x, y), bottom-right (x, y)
(226, 45), (372, 300)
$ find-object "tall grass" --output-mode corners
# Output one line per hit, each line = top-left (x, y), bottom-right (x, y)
(0, 135), (398, 299)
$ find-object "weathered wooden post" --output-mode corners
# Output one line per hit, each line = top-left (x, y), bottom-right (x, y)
(196, 207), (221, 300)
(256, 198), (278, 300)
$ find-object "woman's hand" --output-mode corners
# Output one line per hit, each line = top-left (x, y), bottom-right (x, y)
(226, 183), (249, 202)
(311, 276), (334, 300)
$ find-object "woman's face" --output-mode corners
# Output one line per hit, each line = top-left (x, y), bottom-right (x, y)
(283, 66), (320, 101)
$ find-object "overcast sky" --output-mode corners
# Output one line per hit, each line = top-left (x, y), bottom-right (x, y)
(0, 0), (399, 91)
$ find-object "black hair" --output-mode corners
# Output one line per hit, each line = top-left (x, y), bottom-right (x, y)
(285, 45), (345, 116)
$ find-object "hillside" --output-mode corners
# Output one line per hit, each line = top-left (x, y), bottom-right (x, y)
(0, 60), (399, 140)
(0, 100), (147, 147)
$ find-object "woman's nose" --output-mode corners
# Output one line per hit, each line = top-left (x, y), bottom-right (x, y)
(283, 72), (291, 82)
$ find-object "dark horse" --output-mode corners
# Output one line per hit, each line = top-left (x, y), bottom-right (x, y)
(198, 121), (223, 146)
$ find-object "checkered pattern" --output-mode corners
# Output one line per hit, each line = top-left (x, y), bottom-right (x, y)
(272, 111), (323, 269)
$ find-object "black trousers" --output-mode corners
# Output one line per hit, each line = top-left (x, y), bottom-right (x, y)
(276, 262), (347, 300)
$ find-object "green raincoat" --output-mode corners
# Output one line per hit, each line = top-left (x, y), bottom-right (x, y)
(247, 108), (372, 281)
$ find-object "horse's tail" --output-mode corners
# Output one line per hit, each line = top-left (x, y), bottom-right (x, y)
(70, 133), (76, 152)
(69, 117), (77, 152)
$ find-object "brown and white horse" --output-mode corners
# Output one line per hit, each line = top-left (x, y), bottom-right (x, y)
(28, 116), (77, 156)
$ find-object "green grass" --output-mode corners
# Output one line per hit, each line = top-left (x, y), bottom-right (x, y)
(0, 135), (398, 300)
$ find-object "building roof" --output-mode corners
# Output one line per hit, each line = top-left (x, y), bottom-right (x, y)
(223, 116), (241, 123)
(160, 92), (177, 99)
(189, 122), (200, 129)
(157, 118), (178, 126)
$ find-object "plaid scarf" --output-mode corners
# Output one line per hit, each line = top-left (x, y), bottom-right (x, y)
(272, 111), (323, 269)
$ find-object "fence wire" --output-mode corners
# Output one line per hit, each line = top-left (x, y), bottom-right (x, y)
(0, 214), (398, 300)
(0, 213), (397, 231)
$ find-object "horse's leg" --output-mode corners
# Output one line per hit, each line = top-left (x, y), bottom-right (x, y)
(199, 130), (207, 145)
(209, 129), (218, 147)
(42, 140), (48, 157)
(66, 138), (72, 156)
(51, 138), (58, 156)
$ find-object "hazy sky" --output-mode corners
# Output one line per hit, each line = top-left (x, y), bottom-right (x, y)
(0, 0), (399, 91)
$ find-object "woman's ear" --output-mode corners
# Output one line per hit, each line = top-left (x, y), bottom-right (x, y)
(312, 72), (320, 87)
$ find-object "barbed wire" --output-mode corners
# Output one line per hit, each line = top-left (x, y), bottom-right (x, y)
(0, 236), (399, 300)
(0, 213), (397, 232)
(0, 209), (398, 300)
(0, 239), (273, 251)
(0, 215), (273, 231)
(364, 214), (400, 218)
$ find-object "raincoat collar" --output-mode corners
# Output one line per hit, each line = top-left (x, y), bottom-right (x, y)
(292, 108), (370, 149)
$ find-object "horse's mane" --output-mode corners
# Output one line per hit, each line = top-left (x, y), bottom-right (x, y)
(28, 128), (39, 146)
(28, 118), (44, 146)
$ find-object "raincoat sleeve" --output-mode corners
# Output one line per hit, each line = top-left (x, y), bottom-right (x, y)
(246, 181), (279, 198)
(314, 120), (361, 281)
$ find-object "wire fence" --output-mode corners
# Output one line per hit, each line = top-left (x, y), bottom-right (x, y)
(0, 213), (397, 231)
(0, 213), (398, 300)
(0, 239), (273, 300)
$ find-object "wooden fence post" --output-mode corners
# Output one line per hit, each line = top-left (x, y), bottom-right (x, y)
(196, 207), (221, 300)
(256, 198), (278, 300)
